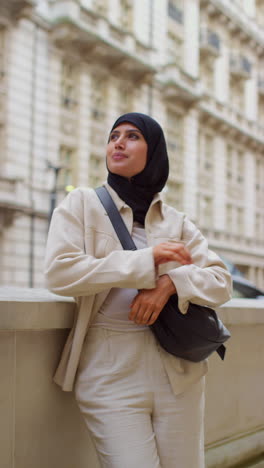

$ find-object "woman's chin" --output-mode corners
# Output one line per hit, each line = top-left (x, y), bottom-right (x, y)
(108, 167), (131, 178)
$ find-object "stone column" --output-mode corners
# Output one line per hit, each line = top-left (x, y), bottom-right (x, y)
(213, 136), (226, 231)
(78, 68), (92, 187)
(244, 150), (256, 238)
(183, 107), (199, 219)
(134, 0), (151, 45)
(215, 42), (229, 104)
(183, 0), (199, 78)
(153, 0), (167, 66)
(243, 0), (256, 18)
(108, 0), (119, 26)
(245, 68), (258, 121)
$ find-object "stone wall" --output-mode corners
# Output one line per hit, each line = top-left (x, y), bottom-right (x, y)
(0, 288), (264, 468)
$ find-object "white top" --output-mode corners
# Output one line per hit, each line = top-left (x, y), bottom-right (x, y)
(91, 222), (148, 331)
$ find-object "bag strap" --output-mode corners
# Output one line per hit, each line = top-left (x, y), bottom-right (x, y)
(95, 186), (137, 251)
(95, 186), (226, 361)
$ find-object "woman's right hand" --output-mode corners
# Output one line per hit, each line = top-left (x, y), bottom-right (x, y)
(153, 242), (193, 266)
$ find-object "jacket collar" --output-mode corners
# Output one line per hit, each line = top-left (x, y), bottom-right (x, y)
(104, 181), (162, 213)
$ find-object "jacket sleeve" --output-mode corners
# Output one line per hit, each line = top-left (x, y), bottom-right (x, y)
(167, 216), (233, 314)
(44, 189), (156, 297)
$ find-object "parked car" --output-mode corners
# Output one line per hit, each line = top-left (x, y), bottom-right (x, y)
(221, 257), (264, 299)
(232, 275), (264, 299)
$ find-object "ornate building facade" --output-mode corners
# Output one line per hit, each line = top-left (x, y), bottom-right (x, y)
(0, 0), (263, 288)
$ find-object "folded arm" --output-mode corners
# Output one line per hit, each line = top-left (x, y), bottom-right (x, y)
(44, 189), (156, 297)
(167, 217), (233, 314)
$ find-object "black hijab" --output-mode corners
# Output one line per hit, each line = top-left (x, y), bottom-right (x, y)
(107, 112), (169, 225)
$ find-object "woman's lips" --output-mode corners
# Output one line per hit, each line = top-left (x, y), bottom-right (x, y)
(112, 152), (128, 160)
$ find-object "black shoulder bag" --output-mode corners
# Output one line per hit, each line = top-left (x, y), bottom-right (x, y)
(95, 186), (231, 362)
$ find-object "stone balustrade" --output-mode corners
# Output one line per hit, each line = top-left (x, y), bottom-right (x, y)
(0, 287), (264, 468)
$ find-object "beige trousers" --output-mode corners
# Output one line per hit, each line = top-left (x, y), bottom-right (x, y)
(75, 327), (205, 468)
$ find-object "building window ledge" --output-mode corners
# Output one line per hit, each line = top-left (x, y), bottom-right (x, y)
(158, 65), (202, 103)
(200, 96), (264, 147)
(51, 15), (154, 79)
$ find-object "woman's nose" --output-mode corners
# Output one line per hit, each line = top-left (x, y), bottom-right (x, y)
(115, 136), (125, 148)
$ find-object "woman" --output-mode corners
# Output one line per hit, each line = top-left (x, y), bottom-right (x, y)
(45, 112), (232, 468)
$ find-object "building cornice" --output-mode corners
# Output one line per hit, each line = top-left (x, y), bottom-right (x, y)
(205, 230), (264, 263)
(49, 5), (155, 81)
(199, 94), (264, 150)
(156, 64), (202, 106)
(201, 0), (264, 56)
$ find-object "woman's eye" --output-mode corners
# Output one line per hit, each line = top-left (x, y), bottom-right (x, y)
(110, 134), (118, 140)
(129, 133), (139, 139)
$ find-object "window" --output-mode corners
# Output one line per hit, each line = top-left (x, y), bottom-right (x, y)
(198, 194), (213, 228)
(258, 94), (264, 124)
(229, 74), (244, 113)
(166, 30), (183, 66)
(256, 158), (264, 206)
(226, 145), (244, 192)
(117, 84), (134, 116)
(226, 203), (233, 231)
(61, 61), (79, 110)
(237, 150), (244, 184)
(225, 144), (245, 234)
(90, 76), (108, 147)
(166, 110), (184, 178)
(168, 0), (183, 24)
(165, 110), (184, 209)
(200, 28), (221, 57)
(198, 132), (214, 190)
(237, 206), (244, 234)
(199, 133), (214, 171)
(165, 180), (183, 210)
(225, 204), (244, 235)
(255, 212), (264, 240)
(58, 146), (76, 189)
(89, 153), (107, 187)
(200, 57), (215, 95)
(90, 75), (107, 121)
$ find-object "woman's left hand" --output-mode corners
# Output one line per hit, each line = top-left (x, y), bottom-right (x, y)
(129, 274), (176, 325)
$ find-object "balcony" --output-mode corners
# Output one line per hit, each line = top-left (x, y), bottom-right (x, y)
(0, 175), (49, 230)
(0, 176), (30, 230)
(158, 64), (202, 104)
(0, 287), (264, 467)
(200, 0), (264, 46)
(50, 2), (155, 81)
(230, 53), (252, 79)
(199, 94), (264, 150)
(200, 28), (221, 57)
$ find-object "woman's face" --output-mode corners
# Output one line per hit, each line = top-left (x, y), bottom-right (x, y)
(106, 123), (148, 178)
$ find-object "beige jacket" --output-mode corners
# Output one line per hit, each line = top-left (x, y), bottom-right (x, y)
(44, 183), (232, 394)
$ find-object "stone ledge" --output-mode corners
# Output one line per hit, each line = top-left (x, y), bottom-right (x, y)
(0, 287), (264, 330)
(206, 427), (264, 468)
(0, 287), (74, 330)
(217, 298), (264, 325)
(0, 287), (263, 467)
